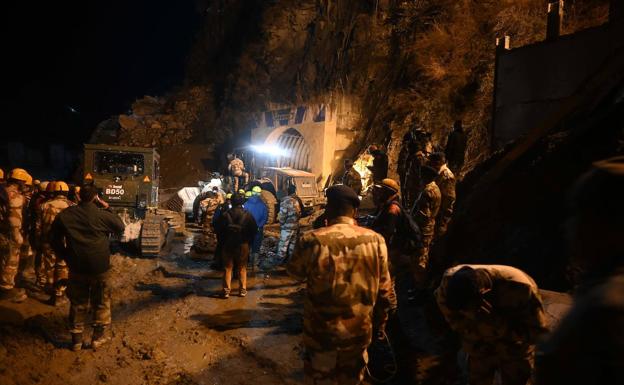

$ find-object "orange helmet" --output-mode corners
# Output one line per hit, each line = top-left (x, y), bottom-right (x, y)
(53, 181), (70, 192)
(9, 168), (30, 183)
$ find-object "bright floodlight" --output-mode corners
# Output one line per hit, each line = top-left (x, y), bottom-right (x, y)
(250, 144), (290, 157)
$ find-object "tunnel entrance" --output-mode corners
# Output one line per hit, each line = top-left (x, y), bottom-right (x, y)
(273, 128), (310, 171)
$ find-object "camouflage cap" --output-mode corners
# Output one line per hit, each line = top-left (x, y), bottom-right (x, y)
(326, 185), (360, 208)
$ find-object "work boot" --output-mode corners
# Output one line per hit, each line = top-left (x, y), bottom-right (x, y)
(0, 287), (27, 303)
(239, 288), (247, 297)
(222, 289), (230, 299)
(91, 326), (111, 350)
(71, 333), (83, 352)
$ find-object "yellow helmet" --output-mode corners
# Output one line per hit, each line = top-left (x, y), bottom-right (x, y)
(9, 168), (30, 183)
(245, 191), (252, 198)
(226, 193), (232, 200)
(238, 189), (245, 195)
(53, 181), (70, 192)
(39, 181), (49, 191)
(252, 186), (262, 195)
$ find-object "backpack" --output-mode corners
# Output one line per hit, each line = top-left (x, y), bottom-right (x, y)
(389, 201), (423, 255)
(223, 209), (247, 244)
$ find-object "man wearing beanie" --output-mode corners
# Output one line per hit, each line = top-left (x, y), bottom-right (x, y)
(287, 185), (396, 385)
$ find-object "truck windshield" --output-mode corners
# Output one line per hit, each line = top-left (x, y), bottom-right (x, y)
(93, 151), (145, 175)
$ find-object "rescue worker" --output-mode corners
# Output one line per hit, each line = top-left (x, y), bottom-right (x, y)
(341, 159), (363, 195)
(18, 172), (37, 285)
(371, 178), (403, 266)
(428, 152), (456, 238)
(536, 157), (624, 385)
(287, 185), (396, 385)
(410, 165), (441, 286)
(0, 168), (5, 186)
(50, 184), (125, 351)
(367, 145), (389, 183)
(215, 193), (257, 298)
(227, 154), (248, 193)
(276, 184), (301, 265)
(30, 181), (51, 289)
(436, 264), (548, 385)
(403, 150), (428, 209)
(445, 120), (467, 175)
(40, 181), (73, 305)
(0, 168), (29, 302)
(243, 186), (268, 269)
(193, 191), (222, 256)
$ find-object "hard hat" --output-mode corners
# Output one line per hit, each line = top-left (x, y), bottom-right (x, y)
(24, 173), (33, 186)
(53, 181), (70, 192)
(374, 178), (400, 194)
(46, 181), (57, 192)
(0, 168), (4, 180)
(40, 181), (49, 191)
(9, 168), (30, 183)
(245, 191), (252, 198)
(252, 186), (262, 195)
(238, 189), (245, 195)
(226, 193), (232, 199)
(33, 179), (41, 186)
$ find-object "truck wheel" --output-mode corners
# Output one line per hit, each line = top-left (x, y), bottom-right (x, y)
(260, 190), (278, 225)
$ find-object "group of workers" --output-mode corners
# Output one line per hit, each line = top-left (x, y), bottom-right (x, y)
(0, 167), (125, 351)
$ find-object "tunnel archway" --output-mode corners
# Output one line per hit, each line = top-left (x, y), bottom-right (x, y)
(270, 128), (311, 171)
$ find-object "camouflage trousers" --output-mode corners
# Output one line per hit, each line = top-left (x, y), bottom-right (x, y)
(194, 218), (217, 254)
(0, 237), (22, 290)
(304, 345), (368, 385)
(67, 271), (112, 334)
(467, 344), (535, 385)
(222, 242), (249, 294)
(410, 235), (432, 289)
(41, 243), (69, 296)
(19, 239), (36, 282)
(277, 228), (299, 262)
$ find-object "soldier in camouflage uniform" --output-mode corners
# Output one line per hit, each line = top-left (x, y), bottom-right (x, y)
(40, 181), (73, 305)
(436, 264), (548, 385)
(227, 154), (248, 193)
(0, 168), (29, 302)
(341, 159), (363, 195)
(536, 157), (624, 385)
(410, 166), (441, 285)
(276, 184), (301, 264)
(287, 185), (396, 385)
(18, 173), (37, 285)
(32, 181), (52, 288)
(193, 191), (223, 256)
(429, 152), (456, 238)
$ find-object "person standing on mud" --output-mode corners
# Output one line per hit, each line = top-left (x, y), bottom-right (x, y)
(215, 193), (257, 298)
(436, 265), (547, 385)
(243, 186), (268, 269)
(536, 157), (624, 385)
(276, 184), (301, 265)
(50, 184), (125, 351)
(287, 185), (396, 385)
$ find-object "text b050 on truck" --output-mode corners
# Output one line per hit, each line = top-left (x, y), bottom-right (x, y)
(83, 144), (168, 255)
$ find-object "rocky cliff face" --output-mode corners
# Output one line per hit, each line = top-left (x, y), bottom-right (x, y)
(107, 0), (609, 174)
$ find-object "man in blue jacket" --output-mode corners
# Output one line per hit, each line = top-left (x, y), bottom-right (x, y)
(243, 186), (268, 269)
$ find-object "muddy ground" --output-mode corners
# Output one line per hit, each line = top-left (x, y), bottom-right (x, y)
(0, 223), (571, 385)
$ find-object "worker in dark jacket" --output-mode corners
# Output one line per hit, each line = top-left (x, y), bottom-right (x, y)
(50, 184), (125, 351)
(216, 193), (257, 298)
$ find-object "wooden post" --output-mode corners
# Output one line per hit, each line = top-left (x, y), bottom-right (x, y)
(611, 0), (624, 22)
(490, 35), (511, 152)
(546, 1), (564, 40)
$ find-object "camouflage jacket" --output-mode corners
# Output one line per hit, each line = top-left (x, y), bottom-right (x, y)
(287, 216), (396, 350)
(278, 195), (301, 230)
(436, 264), (548, 353)
(228, 158), (245, 177)
(41, 195), (73, 242)
(436, 164), (456, 221)
(5, 183), (24, 245)
(536, 266), (624, 385)
(341, 168), (363, 195)
(411, 181), (441, 238)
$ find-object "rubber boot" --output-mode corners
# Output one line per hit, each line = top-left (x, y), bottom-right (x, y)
(71, 333), (83, 352)
(91, 326), (111, 350)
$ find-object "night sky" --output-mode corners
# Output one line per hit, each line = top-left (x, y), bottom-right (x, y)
(1, 1), (200, 146)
